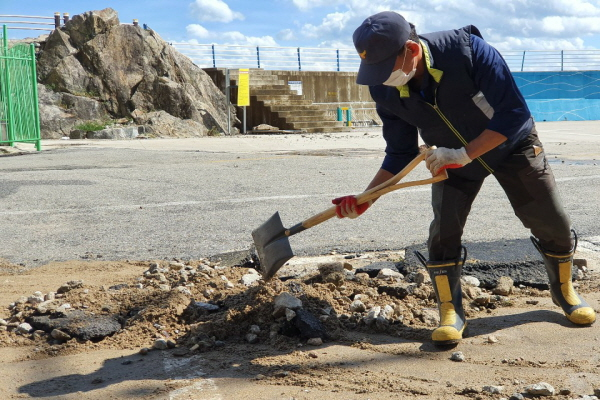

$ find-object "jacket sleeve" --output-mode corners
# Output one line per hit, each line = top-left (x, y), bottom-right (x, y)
(470, 34), (531, 139)
(376, 103), (420, 175)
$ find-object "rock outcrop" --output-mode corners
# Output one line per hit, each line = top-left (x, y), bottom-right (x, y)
(36, 8), (236, 138)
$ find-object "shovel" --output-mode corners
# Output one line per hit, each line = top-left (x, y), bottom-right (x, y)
(252, 149), (448, 280)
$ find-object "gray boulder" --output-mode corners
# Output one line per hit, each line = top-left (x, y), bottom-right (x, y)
(37, 8), (236, 139)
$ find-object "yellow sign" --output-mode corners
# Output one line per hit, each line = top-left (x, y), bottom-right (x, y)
(237, 69), (250, 107)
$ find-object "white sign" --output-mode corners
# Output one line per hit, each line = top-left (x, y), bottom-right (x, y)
(288, 81), (302, 95)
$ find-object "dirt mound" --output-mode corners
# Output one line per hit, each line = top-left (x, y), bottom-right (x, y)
(0, 254), (595, 361)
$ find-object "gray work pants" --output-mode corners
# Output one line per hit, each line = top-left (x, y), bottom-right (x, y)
(427, 128), (573, 261)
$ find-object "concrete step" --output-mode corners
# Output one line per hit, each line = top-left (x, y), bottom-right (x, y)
(275, 109), (329, 118)
(252, 88), (301, 96)
(268, 103), (323, 110)
(281, 115), (334, 123)
(286, 121), (347, 129)
(302, 126), (354, 133)
(250, 93), (312, 106)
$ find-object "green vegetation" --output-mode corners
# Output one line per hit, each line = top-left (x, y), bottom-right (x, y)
(206, 126), (222, 136)
(75, 121), (106, 132)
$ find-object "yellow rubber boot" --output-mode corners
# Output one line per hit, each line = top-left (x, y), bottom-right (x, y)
(531, 233), (596, 325)
(419, 249), (467, 346)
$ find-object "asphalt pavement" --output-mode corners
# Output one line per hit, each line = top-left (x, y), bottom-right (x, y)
(1, 121), (599, 268)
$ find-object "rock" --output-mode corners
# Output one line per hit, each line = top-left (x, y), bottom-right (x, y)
(0, 319), (7, 326)
(350, 300), (366, 313)
(139, 347), (150, 355)
(381, 305), (395, 320)
(28, 310), (121, 341)
(153, 339), (168, 350)
(249, 325), (261, 334)
(464, 286), (482, 300)
(285, 308), (296, 321)
(37, 8), (236, 139)
(240, 272), (261, 287)
(474, 294), (491, 305)
(377, 268), (404, 280)
(378, 283), (415, 299)
(245, 333), (259, 344)
(15, 323), (33, 335)
(356, 262), (400, 278)
(509, 394), (524, 400)
(482, 385), (503, 394)
(363, 306), (381, 326)
(294, 309), (326, 339)
(273, 292), (302, 318)
(414, 270), (431, 286)
(450, 351), (465, 362)
(462, 276), (480, 287)
(27, 293), (45, 304)
(35, 300), (62, 314)
(524, 382), (555, 396)
(185, 301), (220, 318)
(307, 337), (323, 346)
(318, 262), (344, 275)
(420, 309), (440, 327)
(50, 329), (71, 341)
(486, 335), (499, 344)
(493, 276), (514, 296)
(57, 280), (84, 294)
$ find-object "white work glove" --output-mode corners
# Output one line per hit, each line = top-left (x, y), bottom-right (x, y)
(425, 147), (472, 175)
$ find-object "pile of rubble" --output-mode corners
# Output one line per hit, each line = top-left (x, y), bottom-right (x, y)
(0, 254), (591, 358)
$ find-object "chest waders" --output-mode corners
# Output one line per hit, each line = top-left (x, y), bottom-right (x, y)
(416, 247), (468, 346)
(531, 231), (596, 325)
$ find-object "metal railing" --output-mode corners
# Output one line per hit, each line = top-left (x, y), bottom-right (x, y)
(172, 43), (600, 73)
(0, 25), (41, 150)
(0, 13), (70, 33)
(171, 43), (361, 72)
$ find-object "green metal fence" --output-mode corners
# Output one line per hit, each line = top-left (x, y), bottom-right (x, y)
(0, 25), (41, 150)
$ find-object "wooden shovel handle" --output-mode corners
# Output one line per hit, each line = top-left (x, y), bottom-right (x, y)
(297, 154), (446, 231)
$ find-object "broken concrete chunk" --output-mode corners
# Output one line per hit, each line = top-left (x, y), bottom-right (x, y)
(273, 292), (302, 318)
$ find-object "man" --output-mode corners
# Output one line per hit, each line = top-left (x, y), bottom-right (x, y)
(333, 11), (596, 346)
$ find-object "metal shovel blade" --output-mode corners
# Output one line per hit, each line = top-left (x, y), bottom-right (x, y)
(251, 211), (294, 280)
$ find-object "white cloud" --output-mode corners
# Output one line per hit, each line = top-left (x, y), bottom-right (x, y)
(290, 0), (600, 51)
(190, 0), (244, 23)
(292, 0), (345, 11)
(222, 31), (278, 46)
(186, 24), (210, 38)
(277, 29), (296, 41)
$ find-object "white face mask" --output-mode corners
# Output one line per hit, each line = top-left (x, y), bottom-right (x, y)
(383, 47), (416, 87)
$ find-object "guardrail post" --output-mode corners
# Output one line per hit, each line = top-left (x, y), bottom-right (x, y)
(133, 19), (139, 27)
(63, 13), (70, 24)
(521, 51), (526, 72)
(346, 108), (352, 126)
(336, 49), (340, 72)
(561, 50), (564, 71)
(54, 12), (61, 29)
(211, 44), (216, 68)
(29, 43), (41, 150)
(3, 26), (15, 145)
(256, 46), (260, 69)
(297, 47), (301, 71)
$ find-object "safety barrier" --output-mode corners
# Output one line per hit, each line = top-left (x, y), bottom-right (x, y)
(0, 25), (41, 150)
(173, 43), (600, 73)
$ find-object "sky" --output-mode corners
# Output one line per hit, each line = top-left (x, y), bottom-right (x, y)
(4, 0), (600, 51)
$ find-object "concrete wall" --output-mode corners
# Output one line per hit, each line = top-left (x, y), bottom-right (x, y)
(203, 68), (600, 126)
(271, 71), (373, 103)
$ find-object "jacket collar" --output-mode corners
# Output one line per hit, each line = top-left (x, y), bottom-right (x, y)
(398, 39), (444, 98)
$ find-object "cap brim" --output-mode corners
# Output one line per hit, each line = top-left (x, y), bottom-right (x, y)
(356, 51), (398, 86)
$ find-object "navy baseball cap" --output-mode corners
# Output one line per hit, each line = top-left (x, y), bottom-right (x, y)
(353, 11), (411, 85)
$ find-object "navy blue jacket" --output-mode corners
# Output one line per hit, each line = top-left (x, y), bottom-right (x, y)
(370, 26), (533, 180)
